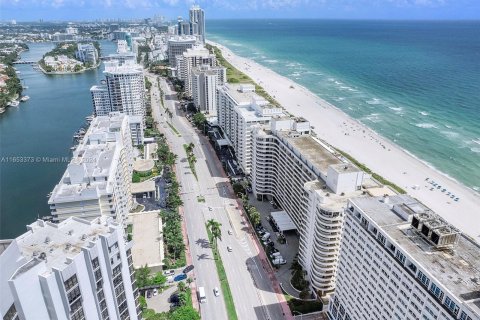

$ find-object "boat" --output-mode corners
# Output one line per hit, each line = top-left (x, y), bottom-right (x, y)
(22, 86), (29, 89)
(85, 115), (94, 122)
(8, 101), (20, 107)
(20, 95), (30, 102)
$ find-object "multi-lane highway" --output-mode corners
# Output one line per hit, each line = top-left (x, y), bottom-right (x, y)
(146, 73), (288, 320)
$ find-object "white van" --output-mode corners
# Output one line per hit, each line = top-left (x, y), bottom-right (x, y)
(270, 252), (281, 258)
(261, 232), (270, 241)
(198, 286), (206, 303)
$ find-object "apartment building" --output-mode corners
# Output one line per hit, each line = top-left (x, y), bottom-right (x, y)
(175, 45), (216, 96)
(76, 43), (98, 65)
(217, 83), (283, 176)
(48, 113), (134, 226)
(189, 5), (205, 43)
(91, 85), (112, 116)
(103, 60), (146, 119)
(191, 65), (226, 115)
(167, 35), (197, 67)
(251, 117), (364, 295)
(329, 195), (480, 320)
(0, 216), (140, 320)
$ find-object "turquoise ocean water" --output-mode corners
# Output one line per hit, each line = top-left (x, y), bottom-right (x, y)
(206, 20), (480, 191)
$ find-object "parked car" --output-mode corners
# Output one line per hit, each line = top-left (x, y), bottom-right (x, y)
(213, 287), (220, 297)
(269, 247), (279, 254)
(227, 246), (233, 252)
(261, 233), (271, 241)
(183, 265), (194, 274)
(270, 252), (281, 258)
(228, 229), (233, 235)
(146, 290), (152, 298)
(163, 269), (175, 276)
(153, 289), (158, 296)
(174, 273), (187, 282)
(273, 258), (287, 265)
(267, 241), (275, 247)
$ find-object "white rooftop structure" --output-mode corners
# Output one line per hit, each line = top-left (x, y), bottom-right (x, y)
(270, 211), (297, 232)
(48, 113), (134, 225)
(0, 216), (140, 320)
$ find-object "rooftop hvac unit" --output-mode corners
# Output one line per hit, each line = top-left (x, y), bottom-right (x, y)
(411, 212), (436, 231)
(431, 225), (460, 248)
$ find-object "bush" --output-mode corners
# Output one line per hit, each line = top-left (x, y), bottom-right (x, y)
(288, 298), (323, 314)
(291, 269), (309, 291)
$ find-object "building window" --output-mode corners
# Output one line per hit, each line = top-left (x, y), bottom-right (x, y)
(3, 303), (18, 320)
(444, 297), (459, 316)
(417, 271), (430, 288)
(64, 275), (79, 291)
(92, 257), (100, 269)
(429, 283), (444, 301)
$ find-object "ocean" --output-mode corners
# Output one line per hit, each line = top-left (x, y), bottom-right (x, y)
(206, 19), (480, 191)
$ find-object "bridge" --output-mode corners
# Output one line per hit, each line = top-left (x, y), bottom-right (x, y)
(13, 60), (37, 65)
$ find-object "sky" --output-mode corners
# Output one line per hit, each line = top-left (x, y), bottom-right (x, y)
(1, 0), (479, 21)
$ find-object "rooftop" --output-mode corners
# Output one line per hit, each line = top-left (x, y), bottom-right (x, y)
(221, 83), (264, 106)
(48, 114), (129, 204)
(282, 134), (342, 175)
(351, 196), (480, 309)
(305, 180), (365, 211)
(12, 217), (116, 277)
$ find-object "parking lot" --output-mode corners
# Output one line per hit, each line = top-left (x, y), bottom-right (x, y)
(248, 196), (302, 297)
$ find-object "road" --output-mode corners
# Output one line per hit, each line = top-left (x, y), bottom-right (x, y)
(146, 73), (287, 320)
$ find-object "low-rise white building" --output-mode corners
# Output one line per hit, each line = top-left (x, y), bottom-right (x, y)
(76, 43), (98, 65)
(329, 195), (480, 320)
(0, 216), (140, 320)
(48, 113), (134, 226)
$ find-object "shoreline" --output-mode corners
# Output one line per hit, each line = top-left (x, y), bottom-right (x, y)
(209, 40), (480, 241)
(37, 61), (101, 75)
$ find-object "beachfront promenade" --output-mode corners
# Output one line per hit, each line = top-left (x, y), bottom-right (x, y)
(209, 41), (480, 242)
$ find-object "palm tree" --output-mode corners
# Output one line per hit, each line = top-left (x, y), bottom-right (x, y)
(207, 219), (222, 252)
(250, 208), (261, 227)
(177, 281), (186, 292)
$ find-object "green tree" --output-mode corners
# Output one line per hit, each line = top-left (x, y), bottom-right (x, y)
(170, 306), (200, 320)
(207, 219), (222, 251)
(192, 112), (206, 129)
(152, 272), (167, 286)
(74, 64), (82, 72)
(250, 208), (261, 227)
(135, 265), (151, 288)
(177, 292), (187, 306)
(177, 281), (187, 292)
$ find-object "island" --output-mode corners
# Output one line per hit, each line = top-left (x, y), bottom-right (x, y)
(38, 41), (100, 74)
(0, 43), (29, 113)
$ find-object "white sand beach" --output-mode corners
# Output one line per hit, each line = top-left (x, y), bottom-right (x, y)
(210, 41), (480, 242)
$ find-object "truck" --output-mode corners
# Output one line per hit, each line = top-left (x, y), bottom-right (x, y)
(198, 286), (206, 303)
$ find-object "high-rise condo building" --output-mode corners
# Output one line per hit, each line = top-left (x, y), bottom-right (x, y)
(189, 5), (205, 43)
(0, 216), (141, 320)
(216, 83), (283, 175)
(91, 85), (112, 115)
(176, 45), (216, 96)
(251, 117), (365, 296)
(167, 35), (197, 67)
(103, 61), (146, 119)
(191, 65), (226, 116)
(329, 195), (480, 320)
(48, 113), (134, 226)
